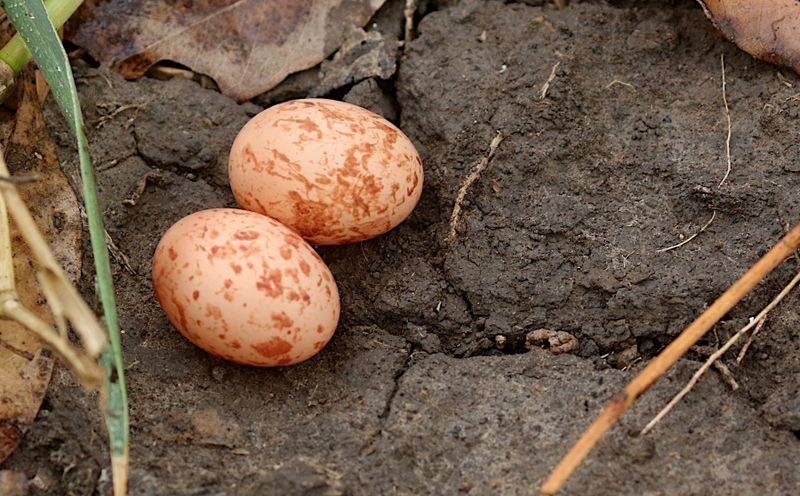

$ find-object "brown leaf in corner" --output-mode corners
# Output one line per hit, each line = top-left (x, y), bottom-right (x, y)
(699, 0), (800, 73)
(0, 351), (53, 463)
(65, 0), (386, 101)
(0, 70), (82, 463)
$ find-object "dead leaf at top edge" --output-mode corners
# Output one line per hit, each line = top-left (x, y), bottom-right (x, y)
(700, 0), (800, 73)
(66, 0), (386, 101)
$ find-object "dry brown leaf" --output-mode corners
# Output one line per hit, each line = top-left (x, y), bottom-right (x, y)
(0, 351), (53, 463)
(699, 0), (800, 73)
(0, 70), (82, 463)
(0, 469), (28, 496)
(66, 0), (386, 101)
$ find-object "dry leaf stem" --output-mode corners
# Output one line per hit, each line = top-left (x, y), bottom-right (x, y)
(0, 146), (104, 387)
(539, 221), (800, 495)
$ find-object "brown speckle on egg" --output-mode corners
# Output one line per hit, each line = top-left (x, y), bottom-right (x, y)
(256, 268), (283, 298)
(272, 312), (293, 328)
(252, 337), (293, 358)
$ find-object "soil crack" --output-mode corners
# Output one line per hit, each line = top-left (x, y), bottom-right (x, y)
(379, 344), (416, 422)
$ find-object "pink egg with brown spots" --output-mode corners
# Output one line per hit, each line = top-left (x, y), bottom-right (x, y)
(228, 98), (424, 245)
(152, 208), (340, 366)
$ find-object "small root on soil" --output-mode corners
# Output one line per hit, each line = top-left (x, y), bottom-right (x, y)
(122, 170), (163, 206)
(657, 210), (716, 253)
(713, 357), (739, 390)
(693, 345), (739, 390)
(105, 230), (137, 277)
(446, 131), (504, 245)
(539, 61), (560, 100)
(605, 79), (635, 91)
(95, 103), (145, 130)
(719, 53), (733, 188)
(737, 315), (766, 364)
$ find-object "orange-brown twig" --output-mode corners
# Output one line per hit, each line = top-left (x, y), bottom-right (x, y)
(538, 221), (800, 495)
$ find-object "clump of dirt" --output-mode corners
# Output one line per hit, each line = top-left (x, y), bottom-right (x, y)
(3, 0), (800, 494)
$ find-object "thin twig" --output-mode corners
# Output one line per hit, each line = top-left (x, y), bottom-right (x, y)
(693, 345), (739, 390)
(403, 0), (416, 52)
(538, 222), (800, 496)
(657, 210), (717, 253)
(605, 80), (635, 91)
(539, 62), (560, 100)
(713, 360), (739, 390)
(737, 315), (767, 364)
(94, 103), (144, 130)
(719, 54), (732, 188)
(641, 271), (798, 435)
(105, 230), (137, 276)
(446, 132), (504, 245)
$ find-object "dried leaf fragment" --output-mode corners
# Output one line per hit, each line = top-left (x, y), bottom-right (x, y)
(66, 0), (386, 101)
(0, 470), (28, 496)
(0, 350), (53, 463)
(699, 0), (800, 73)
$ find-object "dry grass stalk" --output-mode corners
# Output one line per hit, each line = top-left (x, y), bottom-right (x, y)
(0, 146), (105, 387)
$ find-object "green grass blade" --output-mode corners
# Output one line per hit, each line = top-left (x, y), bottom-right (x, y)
(0, 0), (83, 73)
(3, 0), (129, 493)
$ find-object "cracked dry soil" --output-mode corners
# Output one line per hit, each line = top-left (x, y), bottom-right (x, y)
(5, 0), (800, 494)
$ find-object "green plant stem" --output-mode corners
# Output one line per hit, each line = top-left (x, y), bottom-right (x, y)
(0, 0), (84, 72)
(3, 0), (129, 493)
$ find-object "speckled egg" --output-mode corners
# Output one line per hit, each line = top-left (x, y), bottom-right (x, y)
(152, 208), (340, 366)
(228, 98), (424, 245)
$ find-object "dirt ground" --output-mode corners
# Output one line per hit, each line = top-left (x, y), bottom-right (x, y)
(5, 0), (800, 494)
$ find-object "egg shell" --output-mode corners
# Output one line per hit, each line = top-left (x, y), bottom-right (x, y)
(228, 98), (424, 245)
(152, 208), (340, 366)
